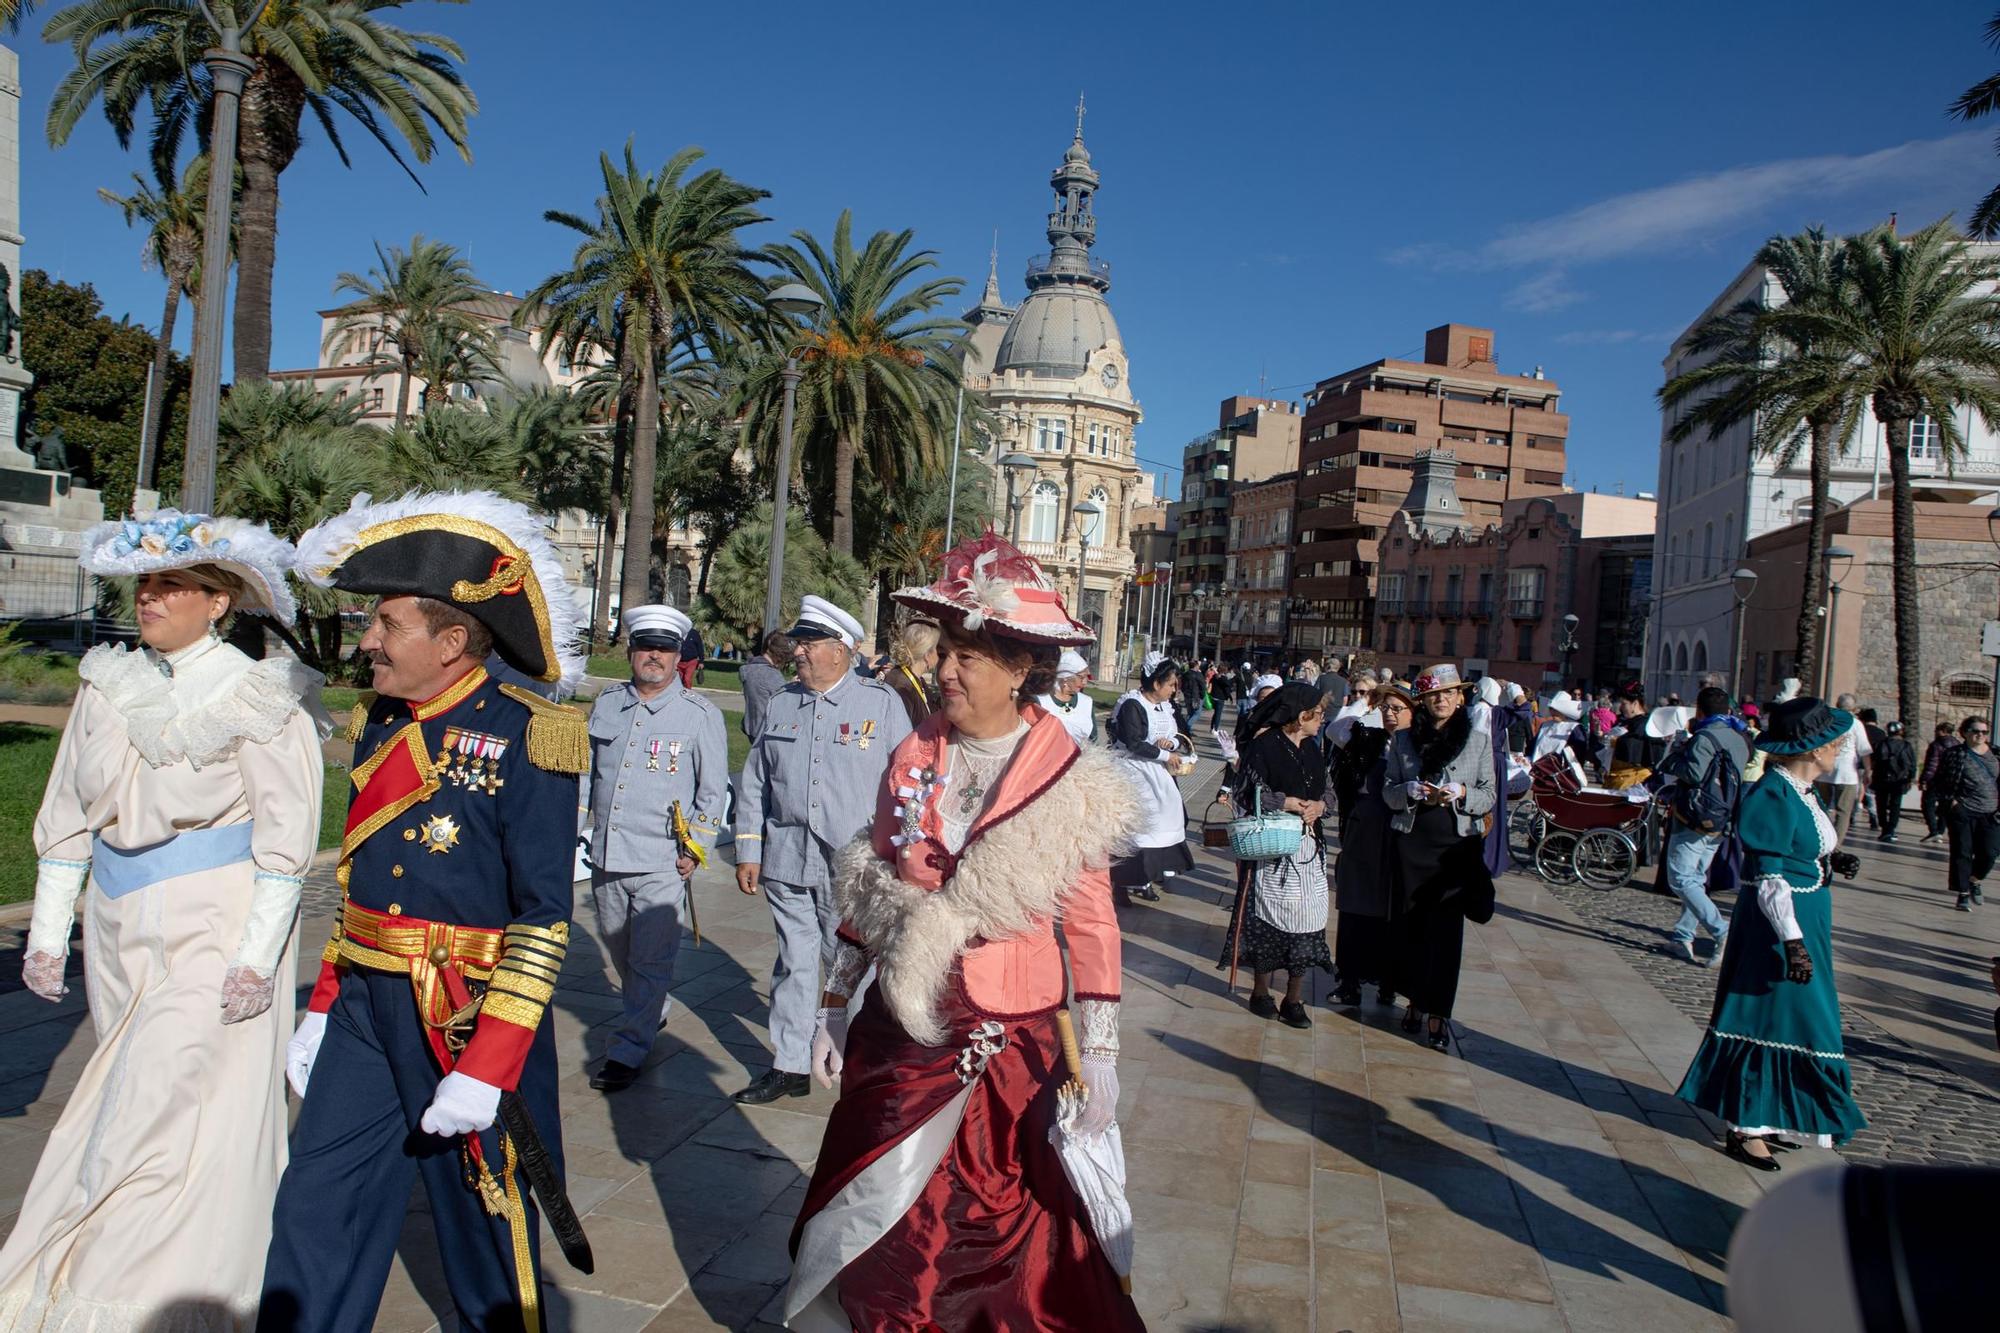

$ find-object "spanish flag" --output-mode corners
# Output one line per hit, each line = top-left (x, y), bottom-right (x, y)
(1133, 571), (1156, 586)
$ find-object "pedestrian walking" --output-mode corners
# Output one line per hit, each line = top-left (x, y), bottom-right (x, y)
(884, 614), (942, 728)
(677, 622), (705, 690)
(1936, 715), (2000, 912)
(582, 603), (728, 1093)
(2, 514), (325, 1328)
(738, 630), (793, 740)
(1813, 693), (1871, 846)
(1872, 720), (1916, 843)
(265, 492), (589, 1331)
(782, 532), (1140, 1331)
(1656, 687), (1750, 967)
(731, 596), (912, 1104)
(1676, 696), (1869, 1168)
(1220, 683), (1333, 1028)
(1209, 667), (1234, 734)
(1384, 664), (1497, 1052)
(1109, 653), (1196, 904)
(1919, 719), (1958, 842)
(1035, 647), (1097, 743)
(1471, 676), (1533, 876)
(1331, 678), (1415, 1008)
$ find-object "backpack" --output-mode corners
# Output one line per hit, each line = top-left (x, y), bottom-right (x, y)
(1670, 735), (1742, 833)
(1877, 738), (1916, 785)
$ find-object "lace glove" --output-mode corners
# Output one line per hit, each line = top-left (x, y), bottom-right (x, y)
(823, 939), (870, 1000)
(810, 1005), (851, 1089)
(26, 858), (89, 959)
(1075, 1054), (1119, 1136)
(1784, 939), (1814, 985)
(286, 1012), (327, 1099)
(219, 964), (278, 1025)
(22, 950), (67, 1002)
(421, 1070), (502, 1137)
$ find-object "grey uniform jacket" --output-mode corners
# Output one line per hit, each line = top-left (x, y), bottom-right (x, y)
(734, 672), (913, 886)
(1384, 719), (1497, 838)
(584, 679), (729, 874)
(739, 658), (788, 740)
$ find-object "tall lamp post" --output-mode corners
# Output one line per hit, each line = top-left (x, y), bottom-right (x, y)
(1729, 566), (1758, 698)
(1001, 453), (1036, 541)
(1555, 612), (1580, 689)
(180, 0), (272, 514)
(1192, 584), (1215, 664)
(1071, 497), (1103, 626)
(761, 282), (828, 637)
(1818, 545), (1855, 699)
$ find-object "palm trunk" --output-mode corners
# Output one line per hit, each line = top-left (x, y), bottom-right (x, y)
(832, 429), (856, 557)
(620, 349), (662, 620)
(233, 71), (303, 387)
(395, 355), (412, 429)
(591, 357), (635, 646)
(1883, 414), (1921, 731)
(1793, 416), (1834, 685)
(140, 278), (183, 489)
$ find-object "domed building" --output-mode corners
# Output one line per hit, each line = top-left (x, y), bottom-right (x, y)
(962, 109), (1143, 679)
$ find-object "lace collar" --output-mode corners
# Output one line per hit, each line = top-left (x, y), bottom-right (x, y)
(79, 639), (329, 770)
(1772, 765), (1838, 859)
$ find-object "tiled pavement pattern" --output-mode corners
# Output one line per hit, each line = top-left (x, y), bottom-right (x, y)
(4, 728), (1994, 1330)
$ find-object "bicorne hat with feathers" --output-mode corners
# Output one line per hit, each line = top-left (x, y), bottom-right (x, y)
(294, 491), (587, 693)
(890, 529), (1094, 647)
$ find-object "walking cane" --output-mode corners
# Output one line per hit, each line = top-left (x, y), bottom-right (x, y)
(1225, 858), (1251, 995)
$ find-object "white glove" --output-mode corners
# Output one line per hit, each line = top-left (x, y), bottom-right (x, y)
(22, 950), (67, 1002)
(1076, 1053), (1119, 1137)
(421, 1070), (502, 1137)
(1402, 781), (1431, 805)
(286, 1012), (327, 1099)
(810, 1004), (851, 1089)
(219, 964), (277, 1025)
(1440, 782), (1466, 802)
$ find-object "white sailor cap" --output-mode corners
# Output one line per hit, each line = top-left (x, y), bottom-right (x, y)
(1057, 649), (1090, 679)
(787, 594), (863, 649)
(624, 603), (692, 650)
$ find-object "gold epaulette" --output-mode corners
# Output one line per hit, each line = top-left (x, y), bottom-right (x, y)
(346, 702), (370, 743)
(497, 683), (589, 774)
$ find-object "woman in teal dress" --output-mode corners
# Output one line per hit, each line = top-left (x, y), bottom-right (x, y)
(1676, 696), (1867, 1169)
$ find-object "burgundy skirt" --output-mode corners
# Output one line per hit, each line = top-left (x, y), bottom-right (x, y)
(789, 980), (1144, 1332)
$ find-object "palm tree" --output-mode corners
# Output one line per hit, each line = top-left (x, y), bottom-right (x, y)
(44, 0), (477, 384)
(497, 385), (606, 516)
(217, 378), (375, 469)
(1765, 219), (2000, 726)
(324, 234), (491, 426)
(523, 142), (769, 621)
(1658, 227), (1863, 687)
(377, 406), (524, 498)
(1952, 12), (2000, 237)
(655, 418), (753, 595)
(740, 211), (967, 557)
(99, 156), (219, 488)
(409, 316), (504, 411)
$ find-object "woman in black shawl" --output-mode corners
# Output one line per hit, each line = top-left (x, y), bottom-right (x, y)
(1331, 679), (1415, 1008)
(1219, 683), (1332, 1029)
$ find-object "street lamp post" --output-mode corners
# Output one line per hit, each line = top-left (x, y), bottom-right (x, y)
(1556, 612), (1580, 690)
(942, 381), (967, 549)
(180, 0), (272, 514)
(1071, 497), (1102, 627)
(1819, 545), (1855, 699)
(1193, 585), (1214, 664)
(1001, 453), (1037, 543)
(762, 282), (827, 637)
(1730, 566), (1759, 698)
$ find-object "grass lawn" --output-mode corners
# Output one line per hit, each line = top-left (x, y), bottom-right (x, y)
(0, 721), (351, 907)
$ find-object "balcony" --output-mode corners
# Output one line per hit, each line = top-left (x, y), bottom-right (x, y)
(1376, 599), (1403, 618)
(1026, 252), (1111, 284)
(1469, 598), (1495, 619)
(1438, 598), (1464, 619)
(1507, 598), (1544, 620)
(1405, 598), (1431, 618)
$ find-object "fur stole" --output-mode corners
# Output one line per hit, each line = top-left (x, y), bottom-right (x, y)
(834, 741), (1141, 1044)
(1412, 705), (1474, 780)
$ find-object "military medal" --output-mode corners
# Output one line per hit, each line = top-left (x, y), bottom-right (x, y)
(838, 722), (852, 746)
(858, 719), (876, 751)
(666, 739), (683, 774)
(419, 814), (461, 854)
(890, 764), (943, 857)
(647, 738), (661, 772)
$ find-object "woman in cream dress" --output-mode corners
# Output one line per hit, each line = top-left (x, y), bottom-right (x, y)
(0, 512), (327, 1332)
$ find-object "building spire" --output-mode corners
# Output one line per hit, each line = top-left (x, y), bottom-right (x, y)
(1035, 103), (1108, 295)
(982, 229), (1003, 307)
(1075, 91), (1086, 141)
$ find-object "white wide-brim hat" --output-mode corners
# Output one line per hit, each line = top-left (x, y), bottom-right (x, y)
(80, 510), (298, 622)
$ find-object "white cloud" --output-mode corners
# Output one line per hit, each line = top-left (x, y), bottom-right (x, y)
(1552, 328), (1681, 346)
(1506, 269), (1586, 313)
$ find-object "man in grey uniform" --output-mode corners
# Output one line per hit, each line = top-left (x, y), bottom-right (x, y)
(739, 629), (792, 739)
(732, 595), (911, 1103)
(583, 602), (728, 1092)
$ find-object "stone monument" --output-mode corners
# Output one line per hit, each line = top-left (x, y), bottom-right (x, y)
(0, 45), (31, 442)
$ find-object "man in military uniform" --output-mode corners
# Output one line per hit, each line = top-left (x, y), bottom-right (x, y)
(733, 595), (911, 1104)
(583, 602), (726, 1093)
(261, 493), (589, 1333)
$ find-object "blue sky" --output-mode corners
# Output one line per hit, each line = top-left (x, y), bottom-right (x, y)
(13, 0), (1998, 499)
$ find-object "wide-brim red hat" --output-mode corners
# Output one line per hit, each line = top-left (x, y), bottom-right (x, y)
(892, 529), (1095, 647)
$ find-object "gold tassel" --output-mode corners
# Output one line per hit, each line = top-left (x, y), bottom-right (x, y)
(346, 702), (369, 743)
(499, 684), (589, 773)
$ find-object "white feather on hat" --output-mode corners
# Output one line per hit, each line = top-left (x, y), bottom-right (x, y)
(80, 510), (299, 622)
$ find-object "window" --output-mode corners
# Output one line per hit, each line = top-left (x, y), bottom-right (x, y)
(1517, 624), (1534, 659)
(1083, 487), (1110, 547)
(1675, 643), (1689, 673)
(1473, 621), (1489, 657)
(1659, 641), (1672, 671)
(1506, 568), (1544, 602)
(1026, 481), (1061, 542)
(1692, 641), (1708, 673)
(558, 351), (573, 376)
(1723, 513), (1735, 561)
(1702, 522), (1714, 573)
(370, 387), (385, 409)
(1947, 676), (1992, 702)
(1910, 415), (1943, 462)
(1484, 433), (1507, 446)
(1037, 418), (1067, 452)
(1442, 624), (1458, 657)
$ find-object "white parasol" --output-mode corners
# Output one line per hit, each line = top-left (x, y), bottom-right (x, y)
(1050, 1010), (1135, 1293)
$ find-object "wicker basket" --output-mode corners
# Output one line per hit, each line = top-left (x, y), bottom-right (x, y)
(1228, 790), (1303, 861)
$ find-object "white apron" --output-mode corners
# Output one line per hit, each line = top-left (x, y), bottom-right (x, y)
(1113, 691), (1186, 850)
(1034, 694), (1094, 745)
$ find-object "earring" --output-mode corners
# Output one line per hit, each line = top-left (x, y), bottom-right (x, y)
(1010, 687), (1020, 700)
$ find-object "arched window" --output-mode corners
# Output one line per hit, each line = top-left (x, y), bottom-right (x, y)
(1692, 640), (1708, 673)
(1659, 640), (1672, 671)
(1675, 643), (1689, 673)
(1026, 481), (1061, 543)
(1082, 486), (1111, 547)
(1723, 512), (1735, 562)
(1702, 522), (1714, 574)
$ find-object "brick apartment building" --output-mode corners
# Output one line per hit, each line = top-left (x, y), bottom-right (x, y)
(1218, 471), (1297, 663)
(1170, 396), (1301, 648)
(1290, 324), (1570, 658)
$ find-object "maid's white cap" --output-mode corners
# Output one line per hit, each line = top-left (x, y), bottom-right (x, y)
(1057, 649), (1090, 679)
(788, 594), (863, 648)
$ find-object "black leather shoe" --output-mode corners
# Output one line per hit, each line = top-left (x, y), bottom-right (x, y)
(1248, 994), (1279, 1020)
(1725, 1132), (1782, 1172)
(1402, 1006), (1423, 1035)
(1132, 884), (1161, 902)
(733, 1070), (810, 1104)
(1376, 987), (1395, 1007)
(1426, 1018), (1451, 1051)
(1332, 984), (1362, 1007)
(590, 1059), (641, 1092)
(1279, 1001), (1312, 1030)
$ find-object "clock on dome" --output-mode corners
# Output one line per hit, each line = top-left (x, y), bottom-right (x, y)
(1100, 363), (1121, 389)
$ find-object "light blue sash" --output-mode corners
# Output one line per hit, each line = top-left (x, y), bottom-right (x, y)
(92, 823), (255, 899)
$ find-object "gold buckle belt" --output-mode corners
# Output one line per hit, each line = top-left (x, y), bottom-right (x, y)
(339, 901), (504, 973)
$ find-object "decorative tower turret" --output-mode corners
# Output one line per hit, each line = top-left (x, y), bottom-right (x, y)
(1032, 96), (1110, 295)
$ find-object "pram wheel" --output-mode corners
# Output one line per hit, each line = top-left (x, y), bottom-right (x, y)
(1534, 831), (1581, 884)
(1507, 799), (1543, 868)
(1574, 828), (1638, 890)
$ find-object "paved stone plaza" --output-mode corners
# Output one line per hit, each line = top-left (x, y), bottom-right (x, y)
(4, 747), (1997, 1331)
